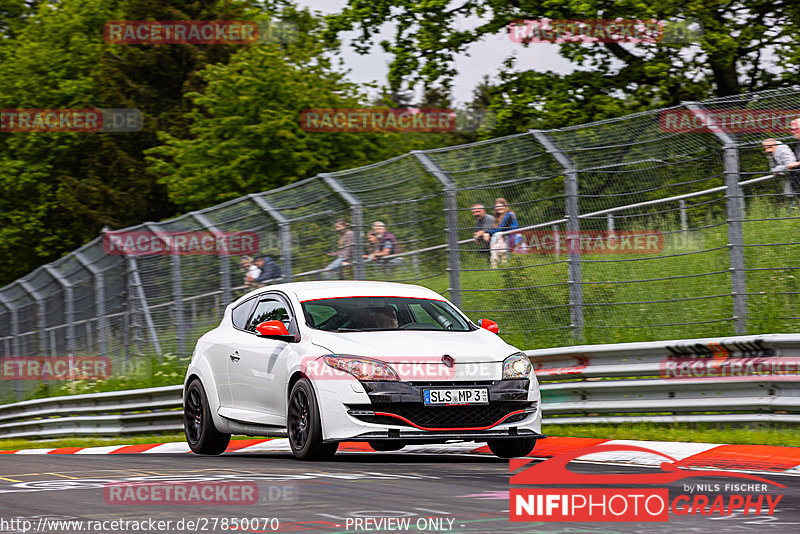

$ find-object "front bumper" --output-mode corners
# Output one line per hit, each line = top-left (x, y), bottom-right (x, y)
(317, 378), (542, 443)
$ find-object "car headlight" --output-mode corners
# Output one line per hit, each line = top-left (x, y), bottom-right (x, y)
(502, 352), (532, 379)
(322, 355), (399, 381)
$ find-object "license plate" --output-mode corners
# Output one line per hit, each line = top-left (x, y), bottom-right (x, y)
(423, 388), (489, 406)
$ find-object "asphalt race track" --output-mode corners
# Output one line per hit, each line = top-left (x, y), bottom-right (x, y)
(0, 450), (798, 533)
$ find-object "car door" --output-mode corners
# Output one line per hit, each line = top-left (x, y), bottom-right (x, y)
(227, 294), (296, 426)
(204, 296), (257, 409)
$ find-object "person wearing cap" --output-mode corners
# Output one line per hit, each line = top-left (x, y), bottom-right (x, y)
(764, 138), (800, 201)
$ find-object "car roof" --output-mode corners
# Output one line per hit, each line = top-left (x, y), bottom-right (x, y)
(236, 281), (446, 305)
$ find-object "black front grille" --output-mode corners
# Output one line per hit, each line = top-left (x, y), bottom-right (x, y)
(349, 402), (534, 429)
(407, 381), (495, 387)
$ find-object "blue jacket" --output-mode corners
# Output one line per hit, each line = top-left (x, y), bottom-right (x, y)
(487, 212), (519, 236)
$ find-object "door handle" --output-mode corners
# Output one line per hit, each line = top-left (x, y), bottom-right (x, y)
(229, 351), (241, 362)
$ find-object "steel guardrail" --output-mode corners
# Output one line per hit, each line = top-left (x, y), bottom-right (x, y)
(0, 334), (798, 439)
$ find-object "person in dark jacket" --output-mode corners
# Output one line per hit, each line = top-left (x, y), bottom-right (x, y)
(254, 254), (282, 284)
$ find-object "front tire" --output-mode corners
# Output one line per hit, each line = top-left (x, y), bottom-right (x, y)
(184, 379), (231, 455)
(487, 438), (536, 458)
(287, 378), (338, 460)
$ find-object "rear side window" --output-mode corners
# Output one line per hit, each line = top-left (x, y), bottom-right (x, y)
(232, 298), (256, 329)
(245, 298), (292, 332)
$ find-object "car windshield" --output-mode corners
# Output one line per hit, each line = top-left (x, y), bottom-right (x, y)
(301, 296), (474, 332)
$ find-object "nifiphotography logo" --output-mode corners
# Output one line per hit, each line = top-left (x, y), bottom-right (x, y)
(510, 444), (785, 522)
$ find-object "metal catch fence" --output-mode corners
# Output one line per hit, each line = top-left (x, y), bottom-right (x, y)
(3, 87), (800, 402)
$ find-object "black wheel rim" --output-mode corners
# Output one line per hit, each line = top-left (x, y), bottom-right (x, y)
(288, 388), (310, 448)
(184, 387), (203, 445)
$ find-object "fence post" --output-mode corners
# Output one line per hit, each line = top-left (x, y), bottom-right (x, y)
(172, 250), (185, 356)
(0, 291), (22, 400)
(530, 130), (584, 343)
(124, 255), (162, 357)
(249, 195), (293, 282)
(320, 174), (365, 281)
(411, 151), (461, 308)
(143, 223), (184, 356)
(74, 250), (108, 357)
(190, 212), (231, 310)
(18, 279), (47, 355)
(42, 266), (76, 355)
(685, 103), (747, 333)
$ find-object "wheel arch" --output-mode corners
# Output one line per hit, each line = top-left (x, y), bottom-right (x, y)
(287, 370), (308, 401)
(183, 359), (225, 430)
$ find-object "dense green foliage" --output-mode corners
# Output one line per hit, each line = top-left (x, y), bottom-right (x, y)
(326, 1), (800, 133)
(0, 0), (456, 285)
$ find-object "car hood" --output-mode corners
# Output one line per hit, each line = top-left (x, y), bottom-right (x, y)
(307, 328), (515, 363)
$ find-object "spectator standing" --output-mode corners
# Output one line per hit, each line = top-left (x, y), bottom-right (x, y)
(240, 255), (260, 286)
(788, 118), (800, 193)
(365, 231), (379, 255)
(365, 221), (401, 262)
(323, 219), (354, 279)
(254, 253), (282, 284)
(471, 204), (495, 261)
(763, 138), (800, 201)
(486, 198), (520, 268)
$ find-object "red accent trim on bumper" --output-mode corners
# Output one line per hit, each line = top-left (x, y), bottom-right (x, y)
(371, 408), (529, 432)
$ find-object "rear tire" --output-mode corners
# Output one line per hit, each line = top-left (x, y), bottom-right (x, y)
(368, 440), (407, 452)
(184, 379), (231, 455)
(487, 438), (536, 458)
(287, 378), (338, 460)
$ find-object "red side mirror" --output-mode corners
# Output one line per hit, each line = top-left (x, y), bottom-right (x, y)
(478, 318), (500, 334)
(255, 320), (290, 337)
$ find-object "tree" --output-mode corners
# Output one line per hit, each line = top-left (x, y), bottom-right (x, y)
(326, 0), (800, 130)
(146, 9), (459, 210)
(0, 0), (261, 285)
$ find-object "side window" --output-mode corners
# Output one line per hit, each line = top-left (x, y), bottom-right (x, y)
(425, 301), (469, 329)
(232, 298), (256, 330)
(409, 303), (438, 327)
(245, 298), (292, 333)
(304, 304), (337, 328)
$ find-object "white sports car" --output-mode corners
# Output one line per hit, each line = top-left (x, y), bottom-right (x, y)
(183, 281), (543, 459)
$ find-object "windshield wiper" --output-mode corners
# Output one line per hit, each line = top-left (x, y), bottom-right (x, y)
(335, 327), (366, 332)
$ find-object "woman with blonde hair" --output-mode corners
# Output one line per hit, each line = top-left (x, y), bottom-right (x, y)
(485, 198), (519, 268)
